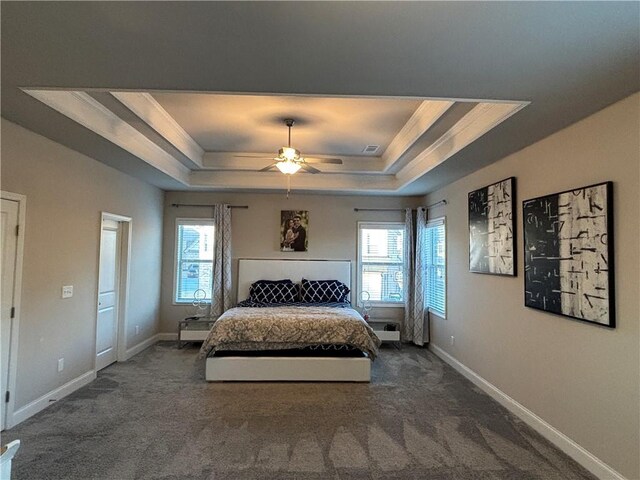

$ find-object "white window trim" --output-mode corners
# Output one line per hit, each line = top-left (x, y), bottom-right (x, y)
(357, 221), (406, 308)
(173, 218), (215, 305)
(425, 216), (446, 319)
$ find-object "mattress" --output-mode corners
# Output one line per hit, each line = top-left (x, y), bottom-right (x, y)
(200, 305), (381, 359)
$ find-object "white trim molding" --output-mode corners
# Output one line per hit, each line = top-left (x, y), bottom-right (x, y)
(124, 334), (162, 360)
(98, 212), (133, 365)
(1, 191), (27, 431)
(157, 333), (179, 341)
(397, 101), (528, 188)
(111, 92), (205, 168)
(429, 344), (626, 480)
(10, 370), (96, 428)
(21, 89), (191, 185)
(382, 100), (454, 172)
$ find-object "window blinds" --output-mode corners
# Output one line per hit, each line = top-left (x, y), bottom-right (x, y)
(425, 218), (446, 317)
(358, 222), (405, 304)
(175, 220), (215, 303)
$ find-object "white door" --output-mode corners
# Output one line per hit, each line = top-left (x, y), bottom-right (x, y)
(96, 220), (120, 371)
(1, 199), (19, 430)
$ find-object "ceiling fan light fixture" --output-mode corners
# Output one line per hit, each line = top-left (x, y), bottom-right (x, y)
(275, 159), (301, 175)
(279, 146), (300, 161)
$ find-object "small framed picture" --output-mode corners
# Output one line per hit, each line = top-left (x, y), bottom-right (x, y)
(280, 210), (308, 252)
(468, 177), (516, 276)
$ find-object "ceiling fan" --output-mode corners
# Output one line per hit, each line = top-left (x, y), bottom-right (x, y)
(234, 119), (343, 174)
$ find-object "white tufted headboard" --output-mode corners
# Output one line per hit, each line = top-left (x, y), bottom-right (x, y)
(237, 259), (351, 303)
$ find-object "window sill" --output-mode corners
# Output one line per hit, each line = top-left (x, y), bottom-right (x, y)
(359, 303), (404, 308)
(173, 302), (212, 306)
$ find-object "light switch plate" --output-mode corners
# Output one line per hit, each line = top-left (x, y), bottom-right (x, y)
(62, 286), (73, 299)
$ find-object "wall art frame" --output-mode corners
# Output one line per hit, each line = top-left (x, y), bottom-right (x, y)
(280, 210), (309, 252)
(523, 181), (614, 328)
(468, 176), (516, 276)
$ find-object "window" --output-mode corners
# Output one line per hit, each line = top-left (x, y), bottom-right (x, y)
(425, 218), (446, 317)
(174, 219), (215, 304)
(358, 222), (405, 305)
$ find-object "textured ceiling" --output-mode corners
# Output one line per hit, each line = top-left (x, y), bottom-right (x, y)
(1, 2), (638, 195)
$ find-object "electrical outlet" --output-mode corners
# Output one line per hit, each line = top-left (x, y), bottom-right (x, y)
(57, 358), (64, 372)
(135, 325), (140, 335)
(450, 336), (455, 346)
(62, 285), (73, 299)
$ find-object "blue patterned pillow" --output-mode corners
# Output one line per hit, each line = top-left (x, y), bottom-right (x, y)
(300, 279), (350, 303)
(249, 280), (298, 303)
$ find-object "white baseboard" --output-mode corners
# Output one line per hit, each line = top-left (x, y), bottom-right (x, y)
(157, 332), (178, 341)
(428, 344), (625, 480)
(124, 333), (161, 360)
(10, 370), (96, 428)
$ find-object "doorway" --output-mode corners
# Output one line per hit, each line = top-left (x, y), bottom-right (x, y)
(1, 192), (26, 430)
(95, 213), (131, 371)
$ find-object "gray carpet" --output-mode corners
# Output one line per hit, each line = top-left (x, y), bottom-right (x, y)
(4, 342), (595, 480)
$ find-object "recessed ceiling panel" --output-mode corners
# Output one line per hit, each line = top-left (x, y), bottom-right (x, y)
(152, 93), (421, 155)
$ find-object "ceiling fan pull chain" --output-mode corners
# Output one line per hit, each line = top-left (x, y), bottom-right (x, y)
(286, 174), (291, 199)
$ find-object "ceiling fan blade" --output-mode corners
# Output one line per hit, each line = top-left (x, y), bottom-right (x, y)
(304, 157), (343, 165)
(259, 163), (278, 172)
(299, 163), (321, 174)
(234, 154), (274, 159)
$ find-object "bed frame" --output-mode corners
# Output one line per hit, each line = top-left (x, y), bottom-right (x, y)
(205, 259), (371, 382)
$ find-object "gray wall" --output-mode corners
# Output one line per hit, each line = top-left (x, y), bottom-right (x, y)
(160, 192), (421, 332)
(1, 119), (164, 409)
(424, 93), (639, 479)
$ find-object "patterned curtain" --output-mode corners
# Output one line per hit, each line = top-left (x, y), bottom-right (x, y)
(209, 204), (233, 318)
(403, 208), (415, 341)
(404, 207), (429, 345)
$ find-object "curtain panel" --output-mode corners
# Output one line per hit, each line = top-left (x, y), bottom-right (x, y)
(403, 207), (429, 345)
(209, 204), (233, 318)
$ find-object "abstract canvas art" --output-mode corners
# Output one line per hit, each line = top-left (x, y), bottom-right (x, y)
(523, 182), (614, 327)
(468, 177), (516, 275)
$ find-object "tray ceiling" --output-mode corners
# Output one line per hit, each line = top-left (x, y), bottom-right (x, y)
(3, 2), (637, 195)
(152, 93), (422, 156)
(22, 89), (527, 194)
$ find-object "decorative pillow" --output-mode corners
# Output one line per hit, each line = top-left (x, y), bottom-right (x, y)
(300, 279), (350, 303)
(249, 279), (298, 303)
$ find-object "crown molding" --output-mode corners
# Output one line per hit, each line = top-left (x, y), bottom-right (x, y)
(382, 100), (454, 172)
(22, 89), (191, 184)
(396, 101), (528, 188)
(190, 170), (399, 192)
(111, 91), (204, 168)
(202, 152), (386, 174)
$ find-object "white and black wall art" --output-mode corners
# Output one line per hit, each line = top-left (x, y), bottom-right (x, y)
(469, 177), (516, 275)
(523, 182), (614, 327)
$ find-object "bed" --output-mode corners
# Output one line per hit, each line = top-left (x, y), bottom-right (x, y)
(200, 259), (380, 382)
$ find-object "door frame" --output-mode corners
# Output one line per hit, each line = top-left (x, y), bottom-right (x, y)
(95, 212), (132, 369)
(1, 191), (26, 430)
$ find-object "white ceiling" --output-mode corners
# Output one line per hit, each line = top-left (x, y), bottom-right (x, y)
(152, 93), (421, 156)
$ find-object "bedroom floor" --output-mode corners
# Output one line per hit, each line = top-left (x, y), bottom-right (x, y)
(4, 342), (595, 480)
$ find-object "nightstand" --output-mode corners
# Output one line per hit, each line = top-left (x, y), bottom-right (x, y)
(367, 319), (401, 347)
(178, 316), (217, 348)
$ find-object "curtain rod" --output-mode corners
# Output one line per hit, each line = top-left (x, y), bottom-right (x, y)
(171, 203), (249, 209)
(354, 200), (447, 212)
